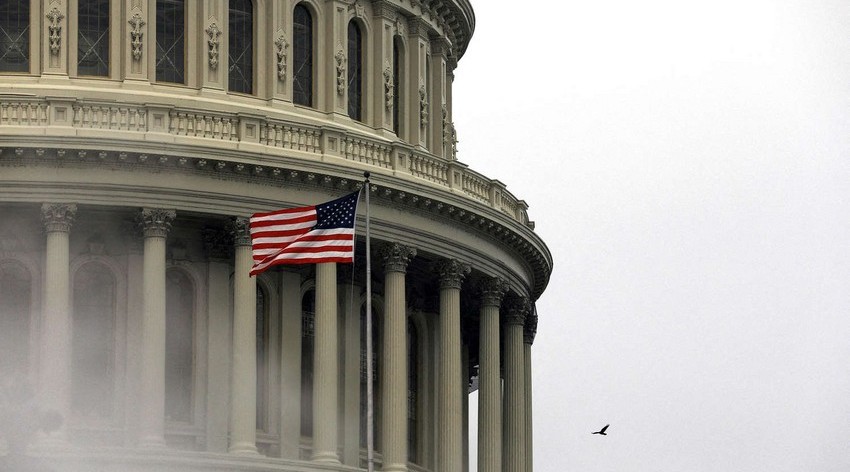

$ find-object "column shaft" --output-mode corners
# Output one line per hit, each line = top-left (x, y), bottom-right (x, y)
(39, 203), (76, 445)
(382, 269), (408, 472)
(504, 321), (526, 472)
(524, 343), (533, 472)
(140, 232), (167, 447)
(477, 278), (506, 472)
(437, 260), (468, 472)
(230, 242), (258, 453)
(312, 262), (339, 462)
(279, 270), (303, 459)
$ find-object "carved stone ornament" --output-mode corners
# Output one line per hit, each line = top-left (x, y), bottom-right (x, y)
(395, 17), (405, 36)
(229, 217), (252, 247)
(274, 31), (289, 81)
(128, 13), (146, 61)
(379, 243), (417, 274)
(505, 296), (531, 326)
(523, 311), (538, 345)
(479, 277), (507, 308)
(46, 7), (65, 56)
(335, 46), (347, 95)
(436, 259), (471, 290)
(41, 203), (77, 233)
(450, 122), (458, 159)
(419, 83), (428, 126)
(350, 0), (365, 18)
(383, 61), (394, 110)
(206, 22), (222, 70)
(139, 208), (176, 238)
(442, 105), (450, 144)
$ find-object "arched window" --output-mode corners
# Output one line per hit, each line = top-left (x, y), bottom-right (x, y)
(78, 0), (109, 76)
(0, 1), (30, 72)
(228, 0), (253, 94)
(0, 261), (31, 376)
(71, 262), (115, 419)
(347, 21), (363, 121)
(256, 283), (268, 430)
(300, 289), (315, 438)
(165, 268), (194, 423)
(156, 0), (186, 84)
(392, 36), (403, 136)
(292, 4), (313, 107)
(407, 319), (419, 463)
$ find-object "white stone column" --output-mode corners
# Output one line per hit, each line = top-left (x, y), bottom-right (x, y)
(436, 259), (470, 472)
(380, 243), (416, 472)
(229, 217), (258, 454)
(312, 262), (340, 463)
(461, 343), (470, 472)
(203, 228), (233, 453)
(524, 312), (537, 472)
(339, 266), (361, 466)
(477, 277), (506, 472)
(503, 298), (530, 472)
(138, 208), (176, 448)
(279, 269), (303, 459)
(407, 19), (429, 149)
(39, 203), (76, 445)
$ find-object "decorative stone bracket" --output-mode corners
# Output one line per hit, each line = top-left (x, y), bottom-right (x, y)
(128, 13), (146, 61)
(46, 7), (65, 56)
(206, 22), (222, 70)
(274, 32), (288, 82)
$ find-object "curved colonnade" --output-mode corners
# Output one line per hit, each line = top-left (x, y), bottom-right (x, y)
(0, 1), (551, 472)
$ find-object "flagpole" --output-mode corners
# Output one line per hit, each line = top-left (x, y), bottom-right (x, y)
(364, 171), (375, 472)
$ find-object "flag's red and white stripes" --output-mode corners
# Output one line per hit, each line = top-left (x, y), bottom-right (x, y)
(249, 205), (354, 275)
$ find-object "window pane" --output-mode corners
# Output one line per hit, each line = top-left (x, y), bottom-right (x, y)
(393, 38), (401, 135)
(72, 262), (115, 419)
(0, 262), (31, 376)
(156, 0), (185, 84)
(0, 1), (30, 72)
(78, 0), (109, 76)
(228, 0), (253, 94)
(347, 22), (362, 121)
(292, 4), (313, 107)
(166, 269), (194, 423)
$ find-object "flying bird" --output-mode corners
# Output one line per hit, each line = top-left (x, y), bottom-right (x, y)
(592, 424), (609, 435)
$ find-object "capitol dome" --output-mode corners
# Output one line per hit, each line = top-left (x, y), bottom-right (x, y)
(0, 1), (551, 471)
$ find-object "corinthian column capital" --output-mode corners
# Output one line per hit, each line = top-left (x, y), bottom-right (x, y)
(436, 259), (470, 290)
(479, 277), (507, 308)
(139, 208), (176, 238)
(41, 203), (77, 233)
(380, 242), (416, 274)
(523, 311), (538, 345)
(229, 217), (252, 247)
(505, 296), (531, 326)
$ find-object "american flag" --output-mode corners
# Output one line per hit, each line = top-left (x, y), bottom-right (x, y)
(249, 191), (360, 276)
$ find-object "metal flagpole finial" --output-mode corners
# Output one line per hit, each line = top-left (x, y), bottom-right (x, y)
(363, 170), (370, 180)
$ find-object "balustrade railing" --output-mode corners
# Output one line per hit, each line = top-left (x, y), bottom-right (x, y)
(0, 98), (531, 226)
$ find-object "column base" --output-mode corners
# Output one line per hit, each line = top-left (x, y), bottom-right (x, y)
(310, 451), (341, 464)
(381, 462), (409, 472)
(138, 436), (167, 449)
(228, 443), (259, 455)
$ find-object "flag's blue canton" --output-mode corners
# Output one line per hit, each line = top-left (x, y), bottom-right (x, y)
(314, 192), (358, 229)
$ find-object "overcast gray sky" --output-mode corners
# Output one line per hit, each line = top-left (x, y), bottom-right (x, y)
(452, 1), (850, 471)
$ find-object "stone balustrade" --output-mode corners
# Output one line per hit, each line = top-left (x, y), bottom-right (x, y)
(0, 97), (531, 228)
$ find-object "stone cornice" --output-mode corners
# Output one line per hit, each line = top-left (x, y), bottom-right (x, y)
(0, 145), (552, 299)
